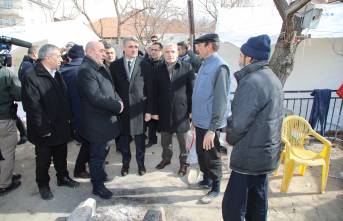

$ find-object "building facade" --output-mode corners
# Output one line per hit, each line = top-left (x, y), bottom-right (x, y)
(0, 0), (53, 28)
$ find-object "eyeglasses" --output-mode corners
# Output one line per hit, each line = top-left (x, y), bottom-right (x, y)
(151, 39), (157, 42)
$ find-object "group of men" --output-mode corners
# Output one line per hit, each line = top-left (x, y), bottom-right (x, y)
(0, 32), (284, 221)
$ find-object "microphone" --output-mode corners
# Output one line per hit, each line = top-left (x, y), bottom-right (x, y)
(0, 36), (32, 48)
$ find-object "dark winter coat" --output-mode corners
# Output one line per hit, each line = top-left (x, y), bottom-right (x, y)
(60, 58), (83, 133)
(110, 57), (147, 136)
(226, 61), (284, 175)
(153, 61), (195, 133)
(22, 62), (72, 147)
(77, 56), (122, 142)
(18, 55), (36, 82)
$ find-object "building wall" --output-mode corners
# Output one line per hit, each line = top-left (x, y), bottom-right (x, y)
(0, 0), (53, 27)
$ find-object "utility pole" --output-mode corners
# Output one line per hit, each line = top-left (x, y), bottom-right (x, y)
(187, 0), (195, 50)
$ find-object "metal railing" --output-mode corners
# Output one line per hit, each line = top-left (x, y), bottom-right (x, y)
(283, 90), (342, 141)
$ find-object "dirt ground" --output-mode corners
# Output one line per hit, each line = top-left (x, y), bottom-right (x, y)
(0, 137), (342, 221)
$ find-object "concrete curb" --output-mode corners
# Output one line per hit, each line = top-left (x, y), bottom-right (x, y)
(67, 198), (96, 221)
(143, 207), (166, 221)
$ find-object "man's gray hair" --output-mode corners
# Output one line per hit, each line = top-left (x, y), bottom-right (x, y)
(38, 44), (59, 60)
(28, 45), (39, 55)
(163, 43), (177, 52)
(123, 36), (139, 47)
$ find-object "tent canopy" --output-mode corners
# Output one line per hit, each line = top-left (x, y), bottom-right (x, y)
(216, 4), (343, 47)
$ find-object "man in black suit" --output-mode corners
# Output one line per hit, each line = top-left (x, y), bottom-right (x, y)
(22, 44), (79, 200)
(110, 37), (147, 177)
(147, 43), (195, 176)
(77, 41), (123, 199)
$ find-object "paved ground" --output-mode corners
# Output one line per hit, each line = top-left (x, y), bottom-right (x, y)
(0, 137), (342, 221)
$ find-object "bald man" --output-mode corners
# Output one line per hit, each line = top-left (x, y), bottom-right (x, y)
(77, 41), (123, 199)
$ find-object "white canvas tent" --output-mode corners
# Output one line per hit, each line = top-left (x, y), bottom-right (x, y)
(216, 4), (343, 91)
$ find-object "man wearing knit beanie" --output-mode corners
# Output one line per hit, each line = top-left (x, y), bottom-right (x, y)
(223, 34), (284, 221)
(60, 45), (90, 179)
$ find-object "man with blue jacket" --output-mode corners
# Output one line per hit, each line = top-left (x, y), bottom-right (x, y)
(192, 33), (231, 204)
(223, 35), (283, 221)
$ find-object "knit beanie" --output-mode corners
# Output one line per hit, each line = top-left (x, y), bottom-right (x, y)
(68, 44), (85, 59)
(240, 34), (271, 60)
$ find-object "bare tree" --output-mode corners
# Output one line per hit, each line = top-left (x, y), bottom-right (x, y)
(130, 0), (182, 45)
(113, 0), (134, 44)
(198, 0), (252, 22)
(271, 0), (342, 85)
(71, 0), (103, 38)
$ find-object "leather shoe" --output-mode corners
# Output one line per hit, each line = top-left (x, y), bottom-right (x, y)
(12, 173), (21, 181)
(138, 166), (146, 176)
(155, 159), (171, 170)
(39, 186), (53, 200)
(93, 186), (113, 199)
(17, 136), (27, 145)
(145, 141), (157, 148)
(57, 176), (80, 188)
(0, 180), (21, 196)
(121, 165), (129, 176)
(178, 163), (189, 177)
(74, 171), (90, 179)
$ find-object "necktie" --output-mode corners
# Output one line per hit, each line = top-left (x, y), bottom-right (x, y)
(128, 60), (132, 79)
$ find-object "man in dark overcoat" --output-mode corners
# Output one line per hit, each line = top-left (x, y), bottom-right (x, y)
(22, 44), (79, 200)
(110, 37), (147, 176)
(77, 41), (123, 199)
(148, 43), (195, 176)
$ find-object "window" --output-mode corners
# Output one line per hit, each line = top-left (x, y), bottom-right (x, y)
(0, 18), (16, 26)
(1, 0), (13, 9)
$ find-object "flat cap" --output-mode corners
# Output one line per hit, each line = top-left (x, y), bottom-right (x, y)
(194, 33), (220, 44)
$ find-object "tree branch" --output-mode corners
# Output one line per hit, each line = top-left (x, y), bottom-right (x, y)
(273, 0), (288, 21)
(286, 0), (311, 18)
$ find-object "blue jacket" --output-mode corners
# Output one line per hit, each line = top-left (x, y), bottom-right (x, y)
(192, 53), (230, 131)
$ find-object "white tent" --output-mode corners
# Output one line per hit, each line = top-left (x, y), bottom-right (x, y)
(215, 4), (343, 91)
(1, 20), (99, 49)
(216, 4), (343, 47)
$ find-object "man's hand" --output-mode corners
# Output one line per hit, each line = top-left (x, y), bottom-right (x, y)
(152, 115), (159, 120)
(119, 101), (124, 113)
(203, 130), (215, 150)
(145, 113), (152, 122)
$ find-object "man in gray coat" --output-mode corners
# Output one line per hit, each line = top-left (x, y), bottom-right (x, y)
(223, 35), (284, 221)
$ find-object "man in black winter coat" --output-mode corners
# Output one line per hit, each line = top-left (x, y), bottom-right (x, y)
(22, 44), (79, 200)
(147, 43), (195, 176)
(143, 42), (164, 148)
(77, 41), (123, 199)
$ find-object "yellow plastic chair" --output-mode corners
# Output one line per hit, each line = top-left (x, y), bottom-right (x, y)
(280, 115), (332, 193)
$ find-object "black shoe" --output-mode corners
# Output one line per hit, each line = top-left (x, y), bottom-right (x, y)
(92, 186), (113, 199)
(155, 159), (171, 170)
(57, 176), (80, 188)
(121, 165), (129, 176)
(74, 171), (90, 179)
(0, 180), (21, 196)
(12, 173), (21, 182)
(104, 176), (114, 182)
(17, 136), (28, 145)
(145, 141), (157, 148)
(39, 186), (53, 200)
(138, 166), (146, 176)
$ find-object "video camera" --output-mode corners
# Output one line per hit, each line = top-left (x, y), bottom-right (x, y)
(0, 36), (32, 67)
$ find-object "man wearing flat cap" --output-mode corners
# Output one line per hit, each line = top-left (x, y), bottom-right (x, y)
(222, 34), (283, 221)
(192, 33), (232, 204)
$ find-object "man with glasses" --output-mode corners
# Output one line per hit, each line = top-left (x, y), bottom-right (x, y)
(22, 44), (79, 200)
(110, 37), (148, 177)
(144, 42), (164, 148)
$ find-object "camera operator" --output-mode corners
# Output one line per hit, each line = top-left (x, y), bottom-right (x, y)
(0, 64), (22, 196)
